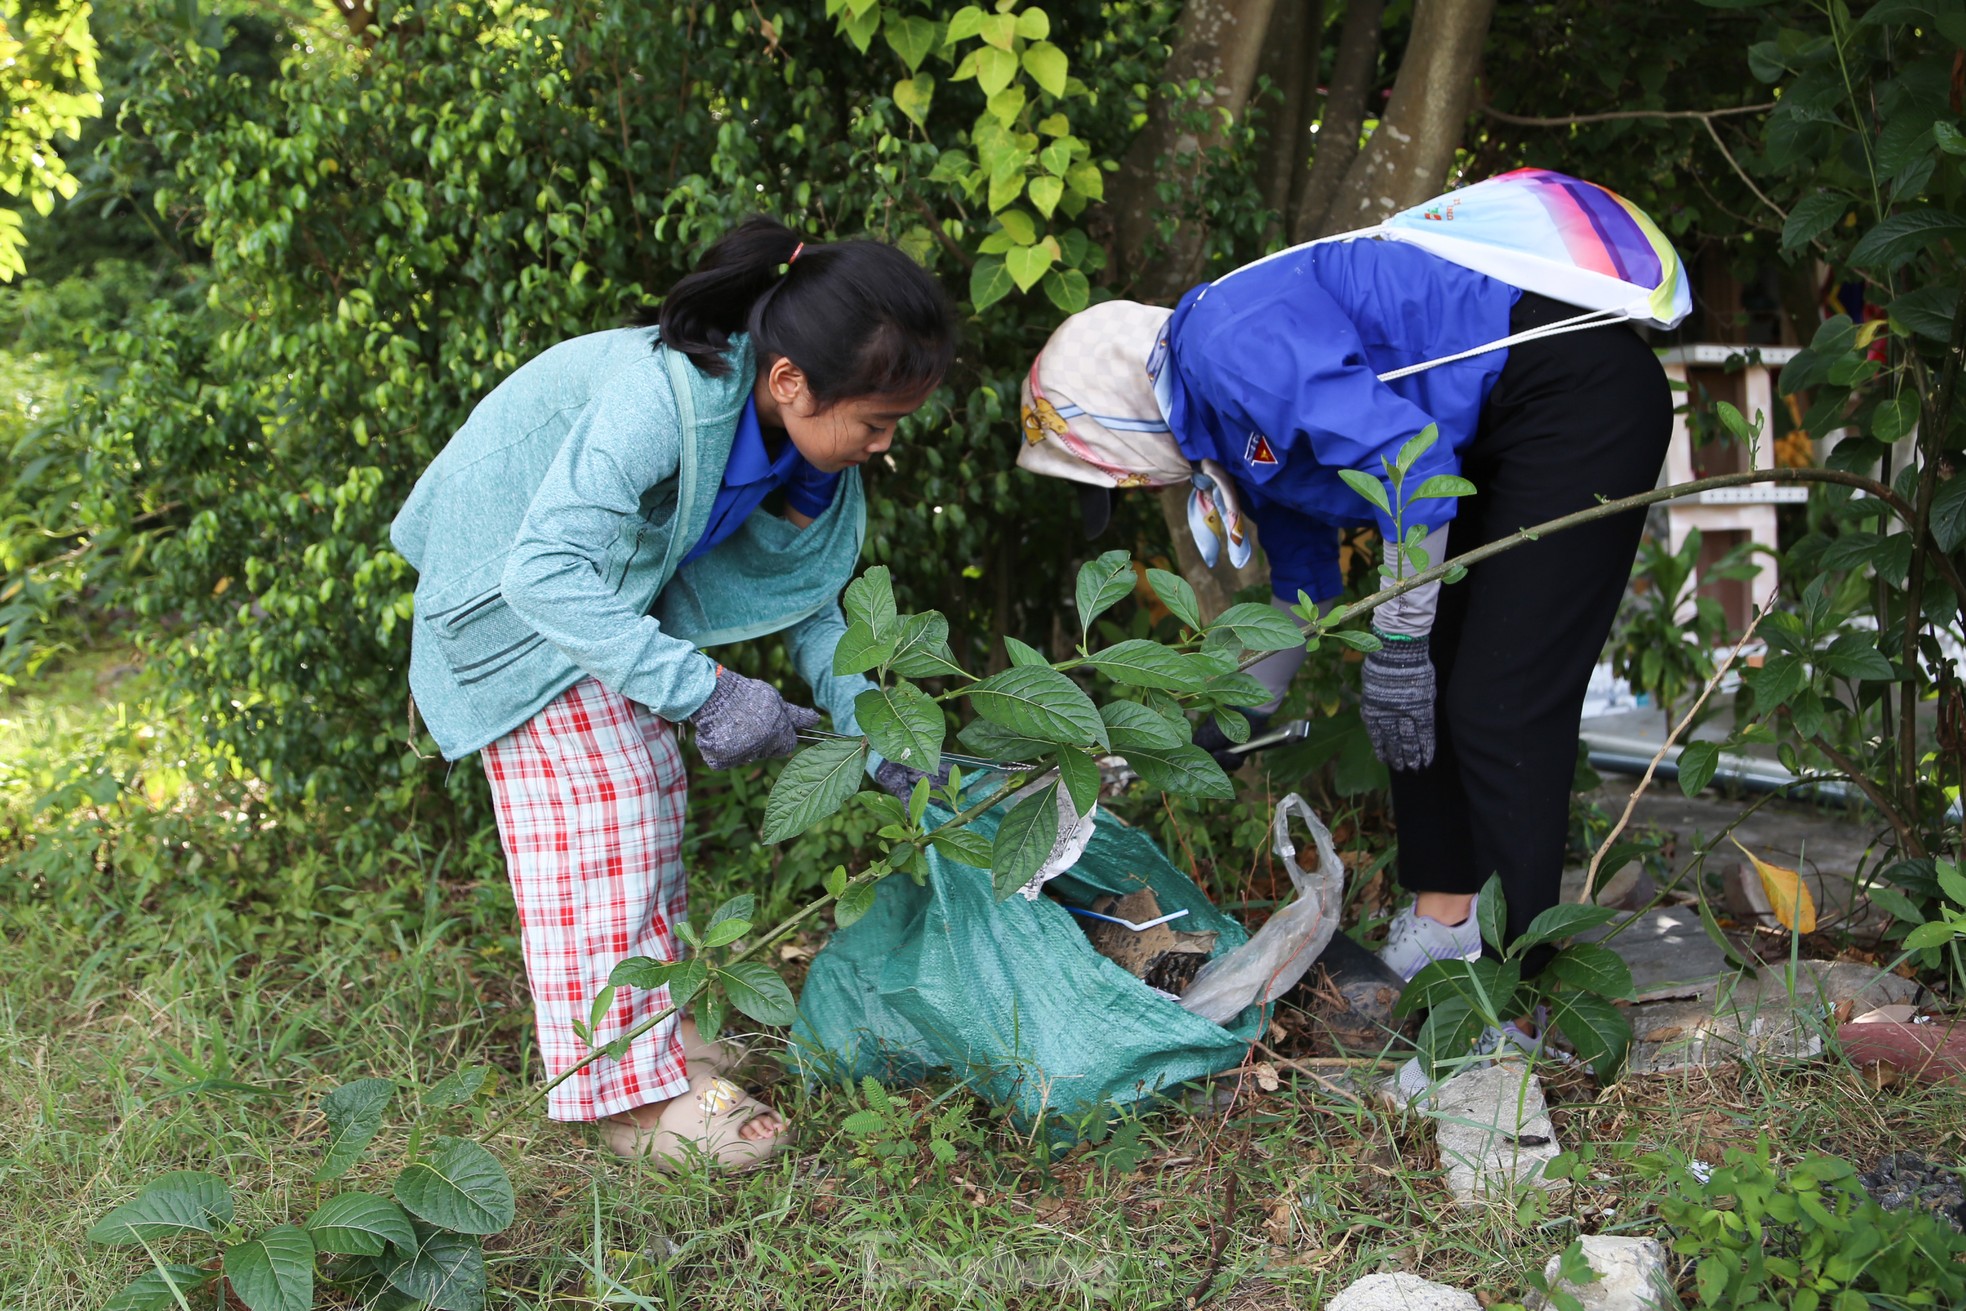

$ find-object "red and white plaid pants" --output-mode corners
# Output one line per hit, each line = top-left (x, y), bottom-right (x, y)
(481, 677), (691, 1121)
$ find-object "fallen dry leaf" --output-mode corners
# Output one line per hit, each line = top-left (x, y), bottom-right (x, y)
(1253, 1061), (1280, 1092)
(1731, 837), (1817, 933)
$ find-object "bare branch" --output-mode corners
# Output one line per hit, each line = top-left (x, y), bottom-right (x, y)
(1475, 99), (1775, 128)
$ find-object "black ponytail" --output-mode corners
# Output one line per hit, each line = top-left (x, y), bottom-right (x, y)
(646, 215), (956, 404)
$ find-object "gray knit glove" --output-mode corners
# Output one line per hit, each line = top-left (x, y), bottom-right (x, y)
(1361, 633), (1436, 772)
(686, 669), (822, 770)
(873, 759), (952, 801)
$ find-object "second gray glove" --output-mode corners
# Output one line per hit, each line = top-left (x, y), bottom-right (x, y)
(873, 758), (953, 801)
(687, 668), (822, 770)
(1360, 633), (1436, 772)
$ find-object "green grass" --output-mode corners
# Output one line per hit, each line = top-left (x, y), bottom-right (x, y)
(5, 654), (1964, 1309)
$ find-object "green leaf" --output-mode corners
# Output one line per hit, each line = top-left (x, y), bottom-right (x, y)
(1395, 424), (1439, 473)
(1745, 652), (1806, 708)
(1065, 160), (1104, 201)
(893, 73), (934, 127)
(832, 618), (896, 676)
(824, 864), (849, 899)
(1027, 173), (1063, 219)
(1022, 41), (1069, 96)
(944, 5), (985, 42)
(1211, 709), (1250, 745)
(1929, 473), (1966, 553)
(1546, 943), (1637, 1001)
(313, 1078), (394, 1182)
(1818, 632), (1895, 682)
(760, 737), (869, 844)
(970, 254), (1014, 310)
(978, 11), (1016, 48)
(1042, 267), (1090, 312)
(1014, 7), (1050, 40)
(855, 681), (944, 773)
(1075, 550), (1135, 633)
(1678, 740), (1721, 797)
(720, 961), (799, 1026)
(1476, 873), (1508, 954)
(305, 1192), (417, 1257)
(1085, 638), (1207, 692)
(393, 1137), (516, 1236)
(958, 715), (1054, 760)
(708, 892), (755, 934)
(1001, 634), (1048, 667)
(223, 1226), (315, 1311)
(698, 917), (750, 951)
(422, 1065), (490, 1109)
(835, 880), (878, 929)
(1207, 602), (1303, 653)
(89, 1171), (234, 1246)
(1145, 568), (1202, 631)
(968, 665), (1108, 748)
(1338, 468), (1392, 515)
(1783, 190), (1849, 254)
(382, 1223), (487, 1311)
(607, 957), (707, 1010)
(930, 826), (995, 867)
(992, 779), (1061, 898)
(1004, 241), (1055, 292)
(883, 14), (938, 70)
(889, 611), (956, 678)
(104, 1266), (211, 1311)
(975, 44), (1017, 96)
(1515, 903), (1621, 951)
(1901, 920), (1960, 950)
(1547, 991), (1632, 1082)
(1847, 209), (1966, 271)
(1099, 700), (1184, 750)
(1056, 748), (1101, 813)
(1411, 474), (1477, 500)
(1872, 391), (1920, 443)
(1120, 743), (1233, 799)
(843, 567), (898, 636)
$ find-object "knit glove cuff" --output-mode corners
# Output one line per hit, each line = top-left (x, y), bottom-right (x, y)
(687, 669), (822, 770)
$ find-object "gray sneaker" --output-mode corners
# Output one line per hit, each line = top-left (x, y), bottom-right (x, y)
(1378, 899), (1484, 981)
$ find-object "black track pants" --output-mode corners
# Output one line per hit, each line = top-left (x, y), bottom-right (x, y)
(1386, 293), (1672, 956)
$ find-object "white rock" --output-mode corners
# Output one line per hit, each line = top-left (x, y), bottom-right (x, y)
(1326, 1271), (1480, 1311)
(1524, 1236), (1671, 1311)
(1426, 1059), (1563, 1205)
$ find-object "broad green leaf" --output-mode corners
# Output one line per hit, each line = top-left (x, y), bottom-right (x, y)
(1818, 632), (1895, 682)
(698, 917), (750, 950)
(835, 880), (878, 929)
(103, 1266), (211, 1311)
(968, 665), (1108, 748)
(970, 254), (1013, 309)
(883, 14), (938, 70)
(88, 1171), (234, 1245)
(1847, 209), (1966, 270)
(313, 1078), (394, 1182)
(843, 567), (897, 636)
(306, 1191), (417, 1257)
(1056, 748), (1101, 813)
(1206, 602), (1303, 653)
(1028, 174), (1063, 218)
(1042, 267), (1089, 313)
(975, 45), (1017, 97)
(1476, 874), (1507, 954)
(1677, 740), (1721, 797)
(840, 3), (879, 52)
(1545, 943), (1637, 1001)
(1004, 241), (1055, 292)
(1003, 634), (1048, 667)
(1211, 709), (1250, 744)
(393, 1137), (516, 1236)
(994, 207), (1037, 244)
(1871, 391), (1919, 443)
(1099, 700), (1184, 750)
(1782, 190), (1849, 254)
(1085, 638), (1207, 692)
(1119, 742), (1233, 799)
(930, 826), (995, 867)
(978, 11), (1015, 48)
(382, 1223), (487, 1311)
(986, 85), (1027, 124)
(708, 892), (755, 933)
(1075, 550), (1135, 633)
(1929, 472), (1966, 553)
(1022, 41), (1069, 96)
(855, 681), (944, 773)
(760, 737), (869, 843)
(1902, 920), (1960, 950)
(832, 618), (895, 676)
(1744, 652), (1806, 708)
(223, 1226), (315, 1311)
(1394, 959), (1475, 1017)
(1338, 468), (1391, 515)
(1065, 160), (1103, 201)
(720, 961), (799, 1026)
(1414, 996), (1485, 1075)
(1146, 567), (1202, 630)
(992, 780), (1061, 899)
(1514, 903), (1620, 951)
(889, 611), (958, 677)
(1014, 7), (1050, 40)
(1547, 991), (1632, 1082)
(958, 715), (1054, 760)
(893, 74), (934, 127)
(1411, 474), (1476, 500)
(607, 957), (707, 1011)
(824, 865), (849, 899)
(944, 4), (985, 42)
(1395, 425), (1438, 473)
(422, 1065), (491, 1109)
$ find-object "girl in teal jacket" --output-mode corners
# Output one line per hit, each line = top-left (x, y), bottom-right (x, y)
(391, 218), (954, 1168)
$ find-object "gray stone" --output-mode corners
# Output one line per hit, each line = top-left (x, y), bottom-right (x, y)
(1524, 1237), (1671, 1311)
(1626, 973), (1825, 1075)
(1425, 1060), (1563, 1204)
(1759, 959), (1922, 1015)
(1579, 905), (1734, 1003)
(1326, 1272), (1480, 1311)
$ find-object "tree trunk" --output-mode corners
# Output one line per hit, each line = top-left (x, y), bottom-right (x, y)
(1255, 0), (1325, 237)
(1290, 0), (1385, 241)
(1113, 0), (1280, 303)
(1320, 0), (1496, 231)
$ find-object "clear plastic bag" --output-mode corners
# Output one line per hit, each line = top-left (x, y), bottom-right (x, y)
(1177, 793), (1344, 1024)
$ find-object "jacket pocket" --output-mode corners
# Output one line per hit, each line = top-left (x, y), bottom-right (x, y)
(419, 563), (549, 686)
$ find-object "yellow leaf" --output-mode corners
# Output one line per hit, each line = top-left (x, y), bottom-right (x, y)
(212, 576), (232, 596)
(1731, 837), (1817, 933)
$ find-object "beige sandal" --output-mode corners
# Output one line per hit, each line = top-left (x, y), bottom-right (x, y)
(599, 1069), (792, 1171)
(676, 1016), (747, 1077)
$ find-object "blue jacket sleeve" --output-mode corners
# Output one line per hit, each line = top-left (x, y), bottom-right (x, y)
(1173, 277), (1467, 543)
(499, 362), (720, 721)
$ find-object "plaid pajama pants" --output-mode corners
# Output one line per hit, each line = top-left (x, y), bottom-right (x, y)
(481, 677), (692, 1121)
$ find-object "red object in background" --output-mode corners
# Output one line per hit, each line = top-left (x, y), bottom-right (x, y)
(1838, 1018), (1966, 1084)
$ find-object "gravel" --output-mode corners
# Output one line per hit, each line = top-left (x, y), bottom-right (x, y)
(1858, 1152), (1966, 1230)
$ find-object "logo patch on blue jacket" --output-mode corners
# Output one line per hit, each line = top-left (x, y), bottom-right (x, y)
(1244, 432), (1278, 467)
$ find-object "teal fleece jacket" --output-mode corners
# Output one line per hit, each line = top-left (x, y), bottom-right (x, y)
(390, 328), (871, 761)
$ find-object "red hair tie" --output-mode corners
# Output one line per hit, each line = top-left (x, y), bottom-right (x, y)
(788, 241), (805, 265)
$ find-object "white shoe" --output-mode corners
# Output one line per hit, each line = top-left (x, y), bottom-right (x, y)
(1378, 899), (1484, 981)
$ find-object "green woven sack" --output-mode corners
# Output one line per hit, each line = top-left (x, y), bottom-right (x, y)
(792, 798), (1265, 1135)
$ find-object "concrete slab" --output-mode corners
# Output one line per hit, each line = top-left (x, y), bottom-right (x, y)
(1525, 1236), (1671, 1311)
(1327, 1272), (1480, 1311)
(1579, 905), (1736, 1003)
(1425, 1060), (1563, 1205)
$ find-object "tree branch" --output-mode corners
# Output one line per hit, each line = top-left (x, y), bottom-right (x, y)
(1702, 115), (1788, 224)
(1475, 98), (1774, 128)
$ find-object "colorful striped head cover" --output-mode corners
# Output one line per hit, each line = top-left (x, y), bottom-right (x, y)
(1376, 168), (1690, 329)
(1017, 300), (1252, 569)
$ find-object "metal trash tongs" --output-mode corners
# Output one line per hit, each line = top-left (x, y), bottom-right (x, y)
(1223, 718), (1313, 755)
(795, 728), (1025, 775)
